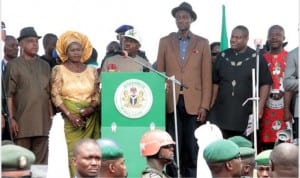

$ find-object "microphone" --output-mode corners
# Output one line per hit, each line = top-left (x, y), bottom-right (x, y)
(114, 50), (126, 56)
(116, 50), (149, 72)
(143, 67), (150, 72)
(180, 83), (189, 89)
(254, 39), (262, 52)
(123, 53), (189, 89)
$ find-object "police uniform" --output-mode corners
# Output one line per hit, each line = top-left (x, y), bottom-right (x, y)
(141, 166), (169, 178)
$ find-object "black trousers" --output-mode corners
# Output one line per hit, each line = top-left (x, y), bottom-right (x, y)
(166, 95), (201, 178)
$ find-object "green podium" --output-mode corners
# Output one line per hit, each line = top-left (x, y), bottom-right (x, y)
(101, 72), (165, 178)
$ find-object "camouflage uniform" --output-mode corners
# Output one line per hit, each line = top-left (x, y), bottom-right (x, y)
(141, 167), (169, 178)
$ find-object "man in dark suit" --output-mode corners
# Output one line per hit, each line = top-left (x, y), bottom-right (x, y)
(2, 35), (18, 140)
(156, 2), (212, 177)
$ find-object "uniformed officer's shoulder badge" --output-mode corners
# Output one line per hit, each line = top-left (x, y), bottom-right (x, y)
(142, 172), (161, 178)
(149, 172), (162, 178)
(142, 167), (163, 178)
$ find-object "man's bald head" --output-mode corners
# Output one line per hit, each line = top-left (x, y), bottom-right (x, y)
(270, 143), (298, 178)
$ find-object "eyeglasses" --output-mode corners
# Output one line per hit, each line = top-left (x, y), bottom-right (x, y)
(161, 144), (174, 149)
(211, 52), (219, 56)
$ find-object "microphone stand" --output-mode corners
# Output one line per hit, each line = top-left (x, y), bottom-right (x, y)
(125, 55), (187, 177)
(242, 43), (261, 156)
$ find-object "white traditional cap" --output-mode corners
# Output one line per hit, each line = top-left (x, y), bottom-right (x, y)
(194, 121), (223, 147)
(123, 29), (141, 46)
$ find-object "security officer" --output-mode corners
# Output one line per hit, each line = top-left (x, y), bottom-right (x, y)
(140, 129), (176, 178)
(255, 150), (272, 178)
(1, 143), (36, 177)
(97, 138), (127, 178)
(228, 136), (253, 148)
(203, 139), (242, 178)
(115, 24), (134, 45)
(103, 24), (148, 60)
(228, 136), (255, 178)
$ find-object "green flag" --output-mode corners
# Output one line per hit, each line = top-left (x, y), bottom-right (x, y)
(220, 5), (228, 51)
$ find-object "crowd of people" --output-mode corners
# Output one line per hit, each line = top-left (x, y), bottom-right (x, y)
(2, 130), (298, 178)
(1, 1), (299, 178)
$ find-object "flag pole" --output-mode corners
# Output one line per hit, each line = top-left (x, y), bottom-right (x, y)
(220, 5), (228, 51)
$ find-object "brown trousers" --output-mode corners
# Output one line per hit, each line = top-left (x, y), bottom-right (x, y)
(14, 136), (49, 164)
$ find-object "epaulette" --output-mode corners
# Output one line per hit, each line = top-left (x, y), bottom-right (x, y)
(142, 167), (163, 178)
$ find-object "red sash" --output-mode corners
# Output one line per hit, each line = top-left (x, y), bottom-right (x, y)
(260, 51), (287, 143)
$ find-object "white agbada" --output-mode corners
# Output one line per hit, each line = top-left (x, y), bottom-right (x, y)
(194, 122), (223, 178)
(47, 112), (70, 178)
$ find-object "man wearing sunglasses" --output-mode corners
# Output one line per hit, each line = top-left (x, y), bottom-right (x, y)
(140, 129), (176, 178)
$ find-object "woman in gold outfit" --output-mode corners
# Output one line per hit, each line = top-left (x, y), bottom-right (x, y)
(51, 31), (100, 177)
